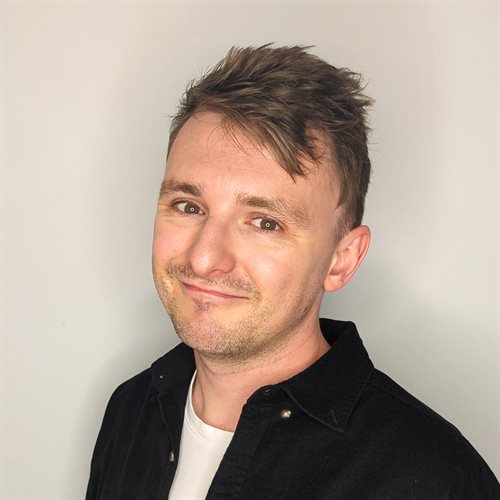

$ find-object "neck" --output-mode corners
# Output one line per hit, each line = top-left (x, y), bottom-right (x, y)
(191, 322), (330, 432)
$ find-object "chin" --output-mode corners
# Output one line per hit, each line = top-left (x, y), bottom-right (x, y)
(170, 312), (271, 361)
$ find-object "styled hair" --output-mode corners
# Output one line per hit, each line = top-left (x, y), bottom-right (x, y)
(168, 44), (373, 236)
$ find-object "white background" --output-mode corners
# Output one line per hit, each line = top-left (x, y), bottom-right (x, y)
(1, 1), (498, 497)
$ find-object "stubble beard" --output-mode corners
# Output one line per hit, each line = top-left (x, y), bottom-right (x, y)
(155, 264), (323, 365)
(156, 264), (277, 363)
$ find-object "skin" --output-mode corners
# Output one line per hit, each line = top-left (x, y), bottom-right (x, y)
(152, 111), (370, 430)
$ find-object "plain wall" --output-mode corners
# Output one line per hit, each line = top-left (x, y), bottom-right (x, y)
(1, 1), (498, 497)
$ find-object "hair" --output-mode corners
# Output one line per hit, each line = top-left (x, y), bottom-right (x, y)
(168, 44), (373, 237)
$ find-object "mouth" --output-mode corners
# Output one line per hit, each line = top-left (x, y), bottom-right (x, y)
(180, 281), (249, 300)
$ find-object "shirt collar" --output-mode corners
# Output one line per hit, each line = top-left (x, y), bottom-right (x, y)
(151, 319), (373, 433)
(279, 319), (374, 432)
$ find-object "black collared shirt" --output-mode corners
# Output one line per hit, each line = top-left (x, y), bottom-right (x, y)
(86, 319), (499, 499)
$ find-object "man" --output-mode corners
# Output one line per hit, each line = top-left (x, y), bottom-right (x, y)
(86, 45), (499, 499)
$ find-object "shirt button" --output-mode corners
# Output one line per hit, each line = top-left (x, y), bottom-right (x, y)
(168, 451), (175, 462)
(280, 409), (292, 419)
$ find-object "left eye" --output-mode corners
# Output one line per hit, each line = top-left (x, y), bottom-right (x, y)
(174, 201), (203, 215)
(253, 218), (280, 231)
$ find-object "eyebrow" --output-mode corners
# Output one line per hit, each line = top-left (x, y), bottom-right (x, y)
(159, 180), (204, 199)
(236, 193), (312, 229)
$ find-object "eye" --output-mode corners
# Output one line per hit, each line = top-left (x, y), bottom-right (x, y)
(174, 201), (203, 215)
(253, 218), (281, 231)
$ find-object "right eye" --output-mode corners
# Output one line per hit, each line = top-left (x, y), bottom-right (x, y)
(174, 201), (203, 215)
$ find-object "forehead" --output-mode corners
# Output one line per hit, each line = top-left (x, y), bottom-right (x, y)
(168, 112), (272, 171)
(165, 111), (339, 210)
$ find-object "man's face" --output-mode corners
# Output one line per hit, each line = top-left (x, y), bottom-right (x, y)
(152, 111), (342, 362)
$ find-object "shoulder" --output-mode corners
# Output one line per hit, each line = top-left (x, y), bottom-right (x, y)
(108, 368), (153, 404)
(103, 368), (153, 417)
(366, 369), (473, 451)
(92, 367), (154, 453)
(357, 369), (499, 497)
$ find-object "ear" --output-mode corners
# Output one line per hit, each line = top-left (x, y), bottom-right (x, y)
(323, 225), (371, 292)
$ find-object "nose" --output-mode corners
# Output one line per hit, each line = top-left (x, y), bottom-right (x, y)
(186, 217), (237, 278)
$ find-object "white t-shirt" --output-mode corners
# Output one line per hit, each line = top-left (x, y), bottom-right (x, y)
(169, 373), (234, 499)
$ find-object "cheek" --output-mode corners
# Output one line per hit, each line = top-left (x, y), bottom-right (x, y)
(152, 221), (186, 262)
(247, 250), (299, 294)
(248, 243), (332, 298)
(250, 256), (276, 282)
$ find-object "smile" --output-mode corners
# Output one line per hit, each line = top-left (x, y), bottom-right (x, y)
(180, 281), (249, 300)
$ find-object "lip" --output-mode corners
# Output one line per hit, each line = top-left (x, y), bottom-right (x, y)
(180, 281), (248, 300)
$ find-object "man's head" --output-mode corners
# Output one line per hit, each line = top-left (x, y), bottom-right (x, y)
(153, 45), (372, 363)
(168, 44), (373, 238)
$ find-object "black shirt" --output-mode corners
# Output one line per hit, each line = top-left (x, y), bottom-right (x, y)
(86, 319), (499, 499)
